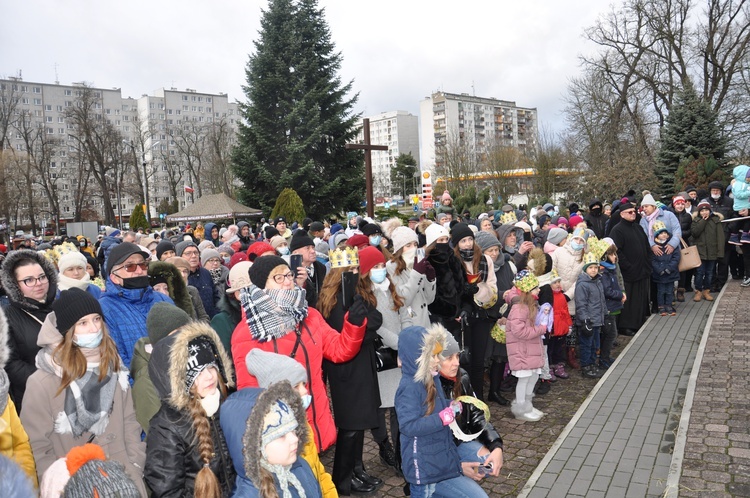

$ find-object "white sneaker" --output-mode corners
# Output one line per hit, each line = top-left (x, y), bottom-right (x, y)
(741, 277), (750, 288)
(530, 407), (545, 418)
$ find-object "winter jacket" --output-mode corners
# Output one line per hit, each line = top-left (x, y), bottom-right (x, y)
(0, 307), (37, 486)
(610, 218), (652, 282)
(651, 243), (681, 284)
(552, 290), (573, 337)
(691, 211), (725, 261)
(129, 338), (160, 433)
(732, 165), (750, 212)
(188, 266), (220, 318)
(203, 223), (221, 247)
(211, 292), (242, 357)
(148, 260), (198, 318)
(459, 254), (497, 314)
(600, 265), (624, 314)
(584, 200), (608, 239)
(385, 261), (436, 329)
(221, 384), (323, 498)
(395, 324), (462, 486)
(373, 282), (413, 408)
(708, 188), (733, 235)
(574, 272), (607, 327)
(0, 249), (58, 411)
(670, 208), (694, 244)
(322, 296), (382, 428)
(550, 241), (585, 315)
(438, 369), (503, 453)
(506, 303), (546, 371)
(232, 306), (365, 451)
(145, 322), (236, 498)
(20, 318), (145, 494)
(99, 278), (173, 368)
(639, 208), (682, 249)
(426, 245), (465, 320)
(98, 235), (122, 277)
(496, 223), (529, 270)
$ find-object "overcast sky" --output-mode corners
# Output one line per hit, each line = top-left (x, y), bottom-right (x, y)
(2, 0), (610, 134)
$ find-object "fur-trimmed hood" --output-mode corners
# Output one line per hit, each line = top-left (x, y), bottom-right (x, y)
(692, 210), (724, 221)
(416, 219), (433, 235)
(398, 323), (449, 386)
(147, 260), (194, 316)
(0, 249), (59, 309)
(148, 321), (235, 411)
(241, 381), (308, 485)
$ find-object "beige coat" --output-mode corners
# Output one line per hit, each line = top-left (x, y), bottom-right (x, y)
(20, 369), (147, 495)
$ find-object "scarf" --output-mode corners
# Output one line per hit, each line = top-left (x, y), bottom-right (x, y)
(36, 345), (128, 438)
(57, 273), (91, 291)
(260, 460), (306, 498)
(645, 209), (660, 237)
(208, 268), (223, 285)
(240, 285), (308, 342)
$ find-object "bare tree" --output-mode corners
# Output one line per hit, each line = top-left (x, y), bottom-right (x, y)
(483, 138), (531, 204)
(434, 127), (479, 196)
(0, 78), (21, 150)
(203, 117), (237, 196)
(530, 124), (568, 201)
(169, 121), (207, 197)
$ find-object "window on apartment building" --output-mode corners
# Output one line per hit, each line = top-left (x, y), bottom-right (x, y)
(56, 105), (63, 111)
(159, 114), (164, 119)
(35, 110), (42, 117)
(158, 103), (164, 109)
(182, 95), (188, 101)
(58, 128), (64, 134)
(34, 98), (42, 105)
(150, 103), (155, 109)
(183, 105), (188, 111)
(65, 101), (72, 107)
(114, 109), (120, 115)
(22, 98), (29, 104)
(64, 89), (72, 96)
(198, 107), (203, 112)
(33, 86), (41, 93)
(46, 116), (53, 123)
(207, 117), (212, 123)
(20, 86), (28, 92)
(124, 126), (130, 132)
(94, 92), (101, 98)
(95, 103), (102, 109)
(176, 110), (181, 115)
(192, 106), (197, 111)
(206, 97), (212, 103)
(198, 96), (203, 102)
(47, 128), (54, 134)
(45, 104), (52, 111)
(167, 109), (172, 114)
(191, 96), (196, 102)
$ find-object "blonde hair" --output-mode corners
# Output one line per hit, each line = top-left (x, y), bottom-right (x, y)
(187, 374), (227, 498)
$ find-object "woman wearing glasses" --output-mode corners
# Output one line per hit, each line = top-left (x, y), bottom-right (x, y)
(0, 249), (58, 411)
(231, 255), (368, 453)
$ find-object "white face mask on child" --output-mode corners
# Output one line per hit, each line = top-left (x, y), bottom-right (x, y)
(200, 388), (221, 417)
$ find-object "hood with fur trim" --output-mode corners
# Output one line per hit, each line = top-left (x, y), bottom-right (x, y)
(241, 381), (308, 486)
(416, 219), (433, 235)
(148, 321), (235, 411)
(398, 323), (449, 386)
(0, 249), (59, 309)
(148, 260), (194, 316)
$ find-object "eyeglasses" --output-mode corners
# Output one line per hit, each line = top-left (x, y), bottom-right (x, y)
(115, 262), (149, 273)
(271, 273), (295, 284)
(182, 250), (199, 257)
(621, 210), (636, 215)
(17, 274), (48, 287)
(205, 258), (221, 265)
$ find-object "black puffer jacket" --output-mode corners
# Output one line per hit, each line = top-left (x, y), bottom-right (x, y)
(438, 369), (503, 453)
(427, 244), (465, 320)
(0, 250), (58, 411)
(670, 208), (694, 244)
(145, 322), (236, 497)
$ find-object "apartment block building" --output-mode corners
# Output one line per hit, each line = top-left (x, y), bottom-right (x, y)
(419, 91), (537, 173)
(354, 110), (419, 199)
(0, 77), (239, 228)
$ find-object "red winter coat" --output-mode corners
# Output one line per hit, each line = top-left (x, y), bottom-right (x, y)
(552, 290), (573, 337)
(506, 302), (546, 371)
(232, 307), (365, 451)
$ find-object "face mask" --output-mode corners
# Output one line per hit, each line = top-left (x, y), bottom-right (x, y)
(546, 210), (554, 217)
(120, 275), (151, 290)
(370, 267), (388, 284)
(442, 222), (451, 229)
(301, 394), (312, 410)
(434, 242), (450, 253)
(591, 207), (601, 214)
(278, 246), (290, 255)
(459, 249), (474, 261)
(369, 236), (382, 247)
(222, 256), (231, 264)
(200, 388), (221, 417)
(402, 248), (417, 263)
(571, 242), (584, 252)
(75, 330), (103, 349)
(711, 193), (721, 200)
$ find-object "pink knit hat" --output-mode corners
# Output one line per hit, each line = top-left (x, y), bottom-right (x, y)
(441, 190), (452, 201)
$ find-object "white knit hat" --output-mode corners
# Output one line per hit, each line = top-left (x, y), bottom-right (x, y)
(425, 223), (449, 247)
(58, 251), (87, 273)
(641, 194), (657, 207)
(391, 226), (419, 253)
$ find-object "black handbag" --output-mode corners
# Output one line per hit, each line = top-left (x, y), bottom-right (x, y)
(374, 337), (398, 372)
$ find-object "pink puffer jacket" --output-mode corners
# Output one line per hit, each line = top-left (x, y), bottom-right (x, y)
(506, 302), (546, 371)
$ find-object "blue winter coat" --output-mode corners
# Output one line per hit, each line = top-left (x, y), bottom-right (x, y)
(574, 272), (607, 327)
(732, 165), (750, 212)
(395, 326), (462, 486)
(640, 208), (682, 250)
(188, 266), (220, 318)
(204, 222), (221, 247)
(99, 279), (173, 367)
(220, 388), (322, 498)
(651, 242), (680, 284)
(599, 264), (624, 314)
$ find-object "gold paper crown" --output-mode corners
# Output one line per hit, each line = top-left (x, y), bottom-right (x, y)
(329, 247), (359, 268)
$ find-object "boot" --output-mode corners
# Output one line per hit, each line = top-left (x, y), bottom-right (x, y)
(567, 347), (580, 369)
(693, 290), (702, 302)
(511, 400), (542, 422)
(488, 391), (510, 405)
(377, 439), (398, 471)
(702, 289), (714, 301)
(353, 464), (383, 488)
(535, 379), (551, 395)
(676, 288), (685, 302)
(553, 362), (569, 379)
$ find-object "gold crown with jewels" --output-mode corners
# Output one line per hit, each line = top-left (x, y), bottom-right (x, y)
(329, 247), (359, 268)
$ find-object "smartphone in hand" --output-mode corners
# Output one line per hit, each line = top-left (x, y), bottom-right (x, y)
(341, 271), (359, 310)
(290, 254), (303, 277)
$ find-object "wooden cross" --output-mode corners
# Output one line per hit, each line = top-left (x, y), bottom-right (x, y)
(346, 118), (388, 218)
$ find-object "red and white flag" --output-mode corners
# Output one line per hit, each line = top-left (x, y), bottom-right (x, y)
(183, 185), (194, 193)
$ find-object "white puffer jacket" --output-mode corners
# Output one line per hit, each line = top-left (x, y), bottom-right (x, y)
(551, 241), (585, 316)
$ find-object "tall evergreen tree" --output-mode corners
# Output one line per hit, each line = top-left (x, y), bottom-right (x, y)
(232, 0), (364, 219)
(657, 80), (726, 193)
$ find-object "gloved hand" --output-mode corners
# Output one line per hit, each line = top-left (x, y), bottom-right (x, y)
(438, 405), (456, 426)
(584, 319), (594, 332)
(366, 307), (383, 332)
(464, 283), (480, 296)
(580, 319), (594, 338)
(413, 258), (436, 281)
(347, 295), (368, 326)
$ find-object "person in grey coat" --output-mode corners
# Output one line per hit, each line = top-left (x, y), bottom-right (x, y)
(574, 254), (608, 379)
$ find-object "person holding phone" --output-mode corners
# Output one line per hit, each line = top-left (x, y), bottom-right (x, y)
(317, 247), (385, 495)
(386, 227), (436, 329)
(289, 230), (328, 308)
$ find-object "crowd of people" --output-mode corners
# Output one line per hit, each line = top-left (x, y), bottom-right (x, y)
(0, 168), (748, 497)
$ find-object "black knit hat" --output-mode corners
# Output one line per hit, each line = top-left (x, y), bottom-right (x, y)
(289, 230), (314, 252)
(84, 253), (99, 278)
(52, 288), (103, 334)
(156, 240), (176, 261)
(264, 226), (280, 240)
(361, 223), (383, 236)
(450, 222), (475, 247)
(147, 302), (191, 345)
(107, 242), (149, 274)
(248, 255), (289, 289)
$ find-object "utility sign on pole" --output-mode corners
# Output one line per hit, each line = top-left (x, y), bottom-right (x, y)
(421, 171), (434, 209)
